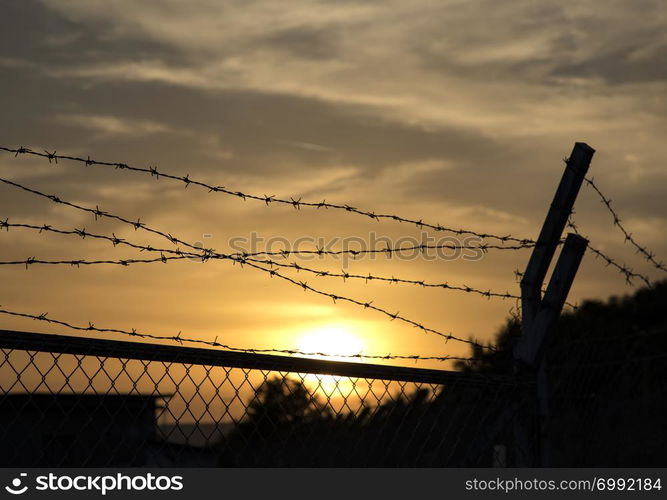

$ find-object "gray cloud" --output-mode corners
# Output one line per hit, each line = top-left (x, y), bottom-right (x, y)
(260, 25), (342, 60)
(0, 0), (191, 68)
(550, 41), (667, 84)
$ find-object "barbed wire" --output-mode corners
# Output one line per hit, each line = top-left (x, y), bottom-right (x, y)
(0, 246), (581, 311)
(0, 180), (494, 351)
(229, 241), (535, 260)
(584, 176), (666, 274)
(2, 146), (654, 295)
(0, 216), (522, 300)
(0, 177), (215, 257)
(239, 258), (521, 301)
(0, 307), (480, 364)
(0, 255), (180, 268)
(0, 220), (493, 350)
(0, 250), (521, 302)
(1, 218), (523, 302)
(567, 217), (652, 287)
(0, 175), (572, 330)
(3, 145), (655, 362)
(0, 220), (188, 261)
(0, 146), (535, 246)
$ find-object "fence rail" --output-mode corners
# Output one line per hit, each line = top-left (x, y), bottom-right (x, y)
(0, 329), (511, 386)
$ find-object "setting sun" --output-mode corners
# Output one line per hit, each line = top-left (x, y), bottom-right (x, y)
(296, 324), (366, 361)
(296, 324), (367, 398)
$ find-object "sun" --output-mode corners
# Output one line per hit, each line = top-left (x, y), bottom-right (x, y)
(296, 323), (365, 361)
(295, 324), (367, 398)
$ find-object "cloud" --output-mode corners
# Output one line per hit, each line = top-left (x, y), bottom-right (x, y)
(54, 113), (188, 138)
(10, 0), (654, 147)
(279, 140), (335, 153)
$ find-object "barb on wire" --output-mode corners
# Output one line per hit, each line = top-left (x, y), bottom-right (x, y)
(3, 216), (576, 312)
(0, 180), (495, 352)
(0, 220), (198, 261)
(229, 240), (535, 260)
(0, 146), (534, 246)
(240, 257), (586, 311)
(0, 226), (522, 305)
(0, 307), (479, 364)
(238, 258), (521, 301)
(0, 177), (225, 259)
(2, 218), (522, 304)
(567, 217), (652, 287)
(584, 176), (666, 274)
(1, 246), (581, 310)
(0, 256), (177, 268)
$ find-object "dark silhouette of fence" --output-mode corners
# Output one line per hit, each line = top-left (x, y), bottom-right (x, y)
(2, 276), (664, 467)
(0, 329), (527, 467)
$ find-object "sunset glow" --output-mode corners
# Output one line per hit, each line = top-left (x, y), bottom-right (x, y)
(296, 324), (366, 360)
(294, 324), (366, 397)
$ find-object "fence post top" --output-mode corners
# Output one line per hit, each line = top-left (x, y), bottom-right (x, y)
(564, 232), (589, 249)
(570, 142), (596, 164)
(573, 142), (595, 152)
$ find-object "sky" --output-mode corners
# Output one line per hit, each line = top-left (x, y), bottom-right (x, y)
(0, 0), (666, 368)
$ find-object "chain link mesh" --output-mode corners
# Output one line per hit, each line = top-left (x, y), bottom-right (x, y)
(545, 325), (667, 467)
(0, 331), (526, 467)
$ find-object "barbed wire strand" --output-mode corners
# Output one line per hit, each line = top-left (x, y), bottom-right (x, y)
(229, 241), (535, 259)
(0, 307), (479, 364)
(0, 222), (522, 303)
(0, 248), (579, 311)
(0, 255), (179, 268)
(0, 180), (494, 352)
(1, 219), (522, 303)
(255, 258), (577, 310)
(0, 146), (534, 246)
(0, 229), (492, 351)
(0, 219), (188, 259)
(0, 254), (521, 300)
(0, 179), (573, 313)
(584, 176), (666, 274)
(567, 217), (652, 287)
(1, 148), (650, 290)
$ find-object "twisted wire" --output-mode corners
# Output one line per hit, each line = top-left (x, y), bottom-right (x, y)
(567, 217), (652, 287)
(0, 220), (521, 302)
(3, 146), (652, 291)
(0, 307), (478, 364)
(229, 241), (535, 260)
(1, 146), (534, 246)
(1, 219), (522, 301)
(584, 176), (666, 274)
(0, 179), (494, 351)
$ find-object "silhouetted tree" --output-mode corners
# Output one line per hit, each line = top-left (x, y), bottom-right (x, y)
(458, 279), (667, 466)
(218, 281), (667, 466)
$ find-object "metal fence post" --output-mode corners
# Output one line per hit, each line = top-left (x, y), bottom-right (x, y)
(514, 142), (595, 466)
(530, 233), (588, 466)
(520, 142), (595, 327)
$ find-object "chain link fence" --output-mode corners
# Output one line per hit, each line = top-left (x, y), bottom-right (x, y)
(0, 329), (528, 467)
(545, 326), (667, 467)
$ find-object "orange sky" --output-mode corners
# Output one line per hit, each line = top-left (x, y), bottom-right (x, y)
(1, 0), (666, 369)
